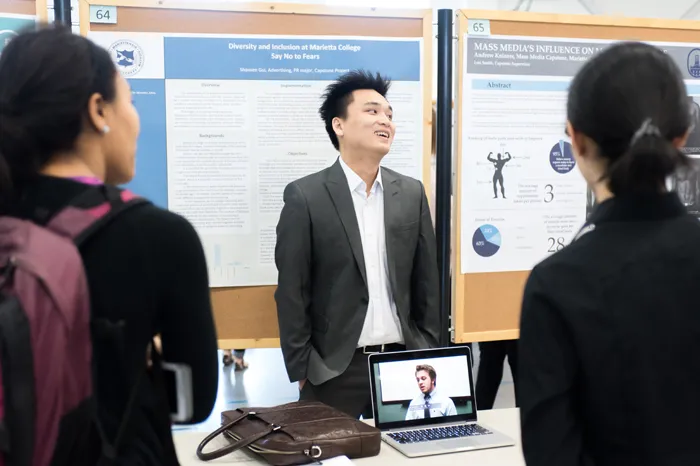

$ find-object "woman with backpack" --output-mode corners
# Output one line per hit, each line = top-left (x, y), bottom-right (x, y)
(0, 25), (219, 464)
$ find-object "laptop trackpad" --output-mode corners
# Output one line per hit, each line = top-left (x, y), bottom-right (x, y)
(436, 435), (493, 449)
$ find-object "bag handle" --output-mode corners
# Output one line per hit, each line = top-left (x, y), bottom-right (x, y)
(196, 412), (278, 461)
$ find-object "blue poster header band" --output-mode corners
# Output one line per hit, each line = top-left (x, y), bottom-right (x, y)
(164, 37), (421, 81)
(471, 79), (570, 92)
(473, 80), (700, 96)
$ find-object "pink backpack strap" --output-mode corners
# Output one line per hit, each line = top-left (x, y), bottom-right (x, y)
(46, 185), (148, 246)
(44, 184), (151, 463)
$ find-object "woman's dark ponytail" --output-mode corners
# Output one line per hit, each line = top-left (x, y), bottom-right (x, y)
(0, 90), (45, 211)
(606, 119), (688, 195)
(0, 112), (27, 208)
(0, 23), (118, 211)
(0, 149), (12, 209)
(567, 42), (692, 197)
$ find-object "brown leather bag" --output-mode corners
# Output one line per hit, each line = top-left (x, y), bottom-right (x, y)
(196, 401), (382, 465)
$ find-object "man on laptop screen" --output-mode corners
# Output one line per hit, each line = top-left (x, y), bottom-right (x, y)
(406, 364), (457, 420)
(368, 347), (515, 458)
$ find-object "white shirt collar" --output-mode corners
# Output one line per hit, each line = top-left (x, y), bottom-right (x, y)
(338, 156), (383, 195)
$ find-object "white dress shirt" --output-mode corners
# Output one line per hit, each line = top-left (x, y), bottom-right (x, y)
(405, 388), (458, 420)
(338, 156), (404, 347)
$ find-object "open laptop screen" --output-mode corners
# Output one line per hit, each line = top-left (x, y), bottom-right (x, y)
(368, 346), (477, 430)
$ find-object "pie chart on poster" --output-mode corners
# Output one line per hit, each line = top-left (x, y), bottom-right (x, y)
(472, 224), (501, 258)
(550, 139), (576, 174)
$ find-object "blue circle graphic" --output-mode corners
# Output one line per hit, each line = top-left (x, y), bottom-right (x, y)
(549, 140), (575, 174)
(472, 224), (501, 258)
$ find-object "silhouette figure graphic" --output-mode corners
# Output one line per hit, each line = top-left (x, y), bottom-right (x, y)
(685, 98), (700, 154)
(487, 152), (511, 198)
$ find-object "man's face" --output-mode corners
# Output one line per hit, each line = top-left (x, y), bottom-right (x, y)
(415, 370), (433, 394)
(334, 88), (395, 158)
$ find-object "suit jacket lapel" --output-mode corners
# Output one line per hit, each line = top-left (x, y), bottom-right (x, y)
(382, 167), (402, 306)
(325, 160), (367, 287)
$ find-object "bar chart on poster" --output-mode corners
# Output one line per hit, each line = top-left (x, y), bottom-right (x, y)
(87, 31), (425, 287)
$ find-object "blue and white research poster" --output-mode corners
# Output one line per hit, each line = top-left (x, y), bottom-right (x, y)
(0, 13), (36, 55)
(88, 32), (424, 287)
(460, 35), (700, 274)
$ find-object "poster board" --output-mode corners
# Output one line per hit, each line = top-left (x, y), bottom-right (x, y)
(79, 0), (433, 349)
(0, 0), (45, 17)
(454, 10), (700, 344)
(0, 0), (47, 44)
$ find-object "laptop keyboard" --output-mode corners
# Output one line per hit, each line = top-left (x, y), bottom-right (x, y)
(388, 424), (493, 444)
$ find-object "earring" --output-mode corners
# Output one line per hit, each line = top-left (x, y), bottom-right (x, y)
(102, 125), (110, 134)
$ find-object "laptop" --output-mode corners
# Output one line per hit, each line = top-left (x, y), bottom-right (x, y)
(368, 346), (515, 457)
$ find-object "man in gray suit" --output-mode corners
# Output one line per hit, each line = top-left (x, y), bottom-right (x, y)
(274, 70), (440, 419)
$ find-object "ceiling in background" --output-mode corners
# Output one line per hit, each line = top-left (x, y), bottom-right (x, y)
(46, 0), (700, 22)
(462, 0), (700, 19)
(285, 0), (700, 20)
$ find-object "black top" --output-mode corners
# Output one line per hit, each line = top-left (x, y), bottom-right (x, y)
(12, 175), (219, 465)
(519, 192), (700, 466)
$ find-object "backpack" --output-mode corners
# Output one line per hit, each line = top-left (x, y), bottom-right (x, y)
(0, 184), (151, 466)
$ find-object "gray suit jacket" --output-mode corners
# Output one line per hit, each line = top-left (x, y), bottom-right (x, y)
(274, 159), (440, 385)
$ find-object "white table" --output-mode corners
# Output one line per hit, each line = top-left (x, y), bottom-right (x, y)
(173, 408), (525, 465)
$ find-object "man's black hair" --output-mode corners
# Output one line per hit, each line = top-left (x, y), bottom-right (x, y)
(318, 69), (392, 151)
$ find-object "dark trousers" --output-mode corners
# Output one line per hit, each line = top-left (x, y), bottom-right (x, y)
(299, 344), (404, 419)
(475, 339), (519, 410)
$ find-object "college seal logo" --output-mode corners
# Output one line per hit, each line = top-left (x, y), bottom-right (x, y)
(688, 48), (700, 78)
(108, 39), (144, 77)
